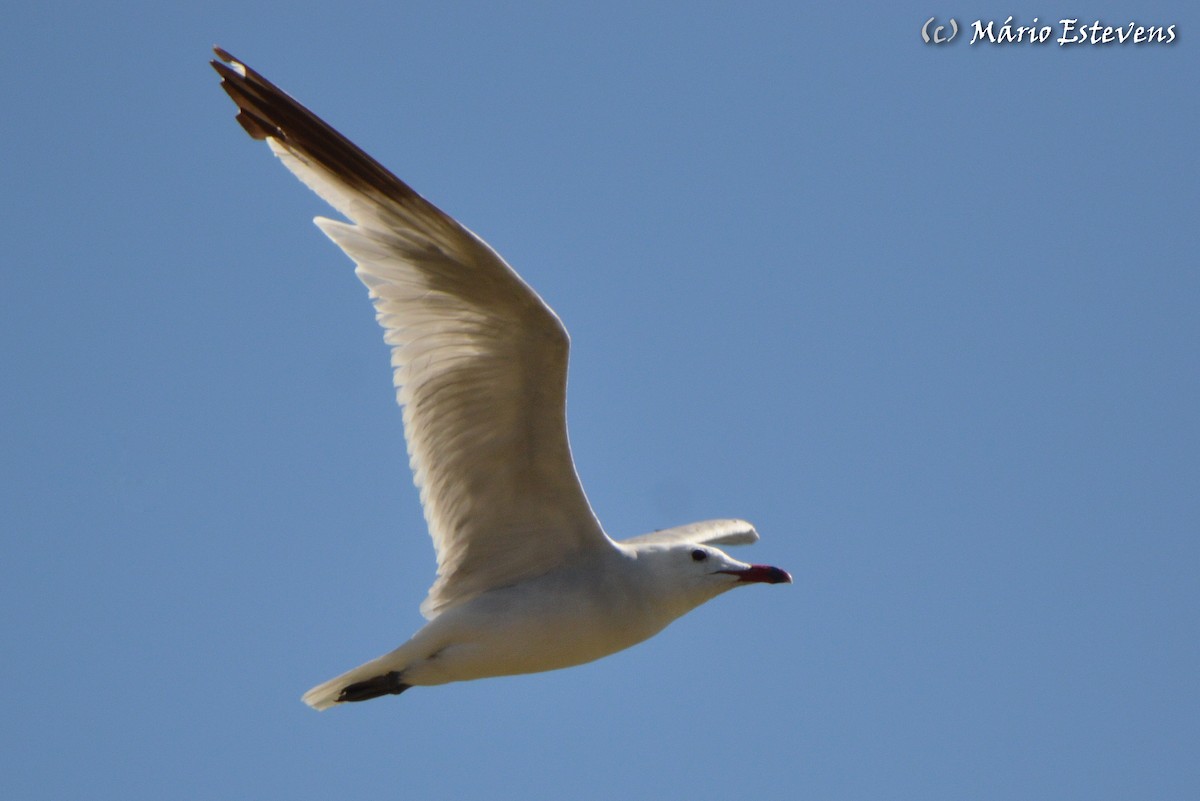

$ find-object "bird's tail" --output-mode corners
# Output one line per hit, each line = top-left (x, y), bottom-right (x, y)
(301, 646), (414, 711)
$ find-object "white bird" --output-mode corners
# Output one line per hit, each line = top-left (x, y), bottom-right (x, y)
(211, 48), (790, 711)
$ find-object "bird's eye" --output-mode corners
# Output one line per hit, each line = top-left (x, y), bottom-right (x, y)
(691, 549), (708, 562)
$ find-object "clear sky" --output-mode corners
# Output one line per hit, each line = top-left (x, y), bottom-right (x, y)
(2, 2), (1197, 799)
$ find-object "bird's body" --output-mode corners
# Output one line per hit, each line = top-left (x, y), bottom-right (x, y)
(309, 545), (682, 703)
(211, 48), (790, 711)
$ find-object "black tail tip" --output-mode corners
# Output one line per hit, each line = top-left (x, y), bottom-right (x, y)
(336, 671), (411, 703)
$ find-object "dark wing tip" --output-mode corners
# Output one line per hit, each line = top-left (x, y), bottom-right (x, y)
(208, 46), (388, 173)
(208, 46), (443, 224)
(210, 49), (279, 141)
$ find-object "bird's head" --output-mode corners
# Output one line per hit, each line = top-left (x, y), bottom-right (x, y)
(629, 541), (791, 618)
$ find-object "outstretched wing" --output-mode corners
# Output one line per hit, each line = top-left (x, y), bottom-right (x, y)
(620, 519), (760, 548)
(212, 49), (614, 618)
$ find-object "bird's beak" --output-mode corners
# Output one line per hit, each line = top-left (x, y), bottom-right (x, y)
(719, 564), (792, 584)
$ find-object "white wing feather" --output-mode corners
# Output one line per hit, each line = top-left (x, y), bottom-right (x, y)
(213, 52), (613, 618)
(620, 519), (760, 548)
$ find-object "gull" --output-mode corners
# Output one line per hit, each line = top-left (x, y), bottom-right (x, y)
(210, 48), (790, 711)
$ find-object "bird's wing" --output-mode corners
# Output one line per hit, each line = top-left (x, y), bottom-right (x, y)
(212, 49), (614, 619)
(620, 519), (760, 547)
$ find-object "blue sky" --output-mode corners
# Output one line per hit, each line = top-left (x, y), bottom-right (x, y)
(2, 2), (1197, 799)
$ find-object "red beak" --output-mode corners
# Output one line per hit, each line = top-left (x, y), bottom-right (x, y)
(720, 564), (792, 584)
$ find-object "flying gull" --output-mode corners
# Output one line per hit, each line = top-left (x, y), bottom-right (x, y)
(210, 48), (790, 710)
